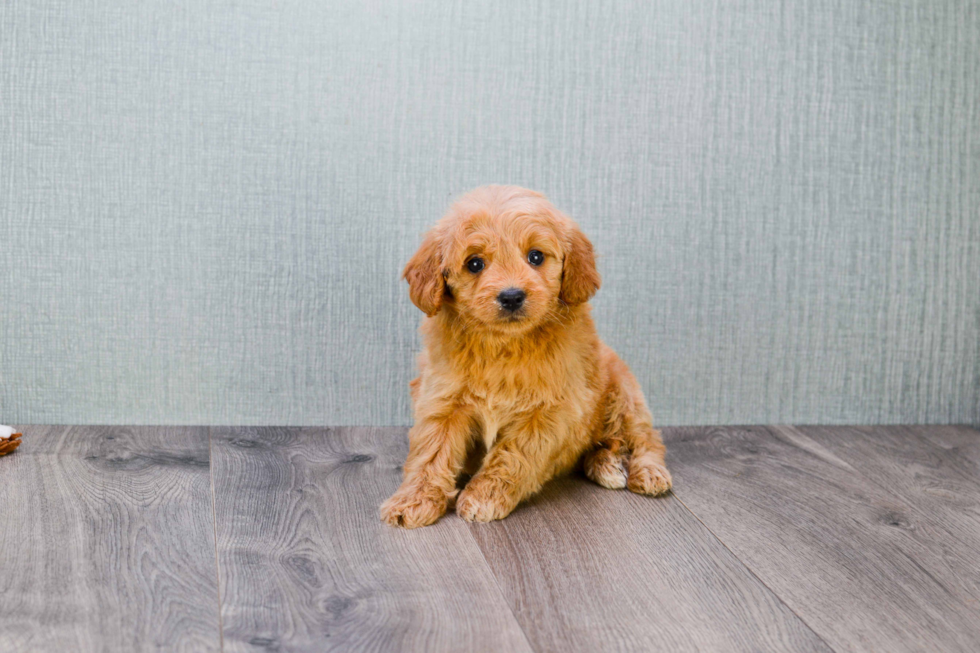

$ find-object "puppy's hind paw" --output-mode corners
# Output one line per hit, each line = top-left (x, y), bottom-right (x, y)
(380, 491), (447, 529)
(583, 447), (628, 490)
(627, 457), (673, 496)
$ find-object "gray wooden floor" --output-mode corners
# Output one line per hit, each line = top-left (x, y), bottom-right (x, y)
(1, 425), (979, 652)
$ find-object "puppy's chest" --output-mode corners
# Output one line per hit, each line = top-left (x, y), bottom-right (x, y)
(468, 392), (531, 451)
(460, 358), (560, 407)
(430, 340), (584, 428)
(456, 358), (566, 443)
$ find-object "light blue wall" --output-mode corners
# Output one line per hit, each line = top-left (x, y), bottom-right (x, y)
(1, 1), (978, 426)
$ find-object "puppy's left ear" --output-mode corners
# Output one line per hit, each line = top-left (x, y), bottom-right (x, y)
(403, 231), (446, 317)
(560, 225), (601, 306)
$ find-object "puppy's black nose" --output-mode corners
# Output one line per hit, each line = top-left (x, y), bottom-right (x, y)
(497, 288), (526, 311)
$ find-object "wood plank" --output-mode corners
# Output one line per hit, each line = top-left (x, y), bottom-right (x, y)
(210, 426), (532, 653)
(466, 475), (830, 652)
(796, 425), (980, 524)
(665, 425), (980, 653)
(796, 425), (980, 611)
(0, 425), (221, 652)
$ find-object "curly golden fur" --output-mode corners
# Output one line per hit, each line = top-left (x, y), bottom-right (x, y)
(381, 185), (671, 528)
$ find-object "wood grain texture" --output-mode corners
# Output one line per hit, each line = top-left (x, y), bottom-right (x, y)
(665, 425), (980, 653)
(467, 475), (831, 653)
(0, 425), (220, 652)
(210, 426), (532, 653)
(796, 425), (980, 615)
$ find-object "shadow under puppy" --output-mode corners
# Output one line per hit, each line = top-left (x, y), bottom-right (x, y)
(381, 185), (671, 528)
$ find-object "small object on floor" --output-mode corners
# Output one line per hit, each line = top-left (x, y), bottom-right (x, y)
(0, 425), (22, 456)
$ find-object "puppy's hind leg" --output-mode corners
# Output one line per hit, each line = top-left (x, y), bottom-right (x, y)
(623, 421), (672, 496)
(590, 360), (672, 496)
(583, 437), (629, 490)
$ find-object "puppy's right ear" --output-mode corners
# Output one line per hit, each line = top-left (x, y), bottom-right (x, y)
(403, 231), (445, 317)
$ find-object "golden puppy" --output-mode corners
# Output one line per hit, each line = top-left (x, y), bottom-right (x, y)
(381, 185), (671, 528)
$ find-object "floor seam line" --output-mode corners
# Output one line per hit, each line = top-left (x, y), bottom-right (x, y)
(463, 522), (539, 653)
(671, 487), (838, 652)
(208, 426), (226, 652)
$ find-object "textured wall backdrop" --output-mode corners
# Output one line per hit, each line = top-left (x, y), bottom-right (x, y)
(1, 1), (978, 426)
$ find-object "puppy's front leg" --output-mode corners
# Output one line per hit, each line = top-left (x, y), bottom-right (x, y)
(380, 410), (471, 528)
(457, 412), (570, 523)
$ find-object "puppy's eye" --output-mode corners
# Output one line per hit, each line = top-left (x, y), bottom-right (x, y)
(466, 257), (485, 273)
(527, 249), (545, 266)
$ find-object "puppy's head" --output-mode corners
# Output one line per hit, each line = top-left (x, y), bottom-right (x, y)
(404, 185), (600, 331)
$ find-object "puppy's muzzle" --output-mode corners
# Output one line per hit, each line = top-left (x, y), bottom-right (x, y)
(497, 288), (526, 312)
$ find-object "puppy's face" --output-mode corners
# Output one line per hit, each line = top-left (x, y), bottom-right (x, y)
(446, 210), (563, 330)
(404, 186), (600, 332)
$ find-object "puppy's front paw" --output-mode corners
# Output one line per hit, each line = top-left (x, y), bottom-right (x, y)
(380, 490), (447, 529)
(456, 483), (515, 523)
(627, 456), (673, 496)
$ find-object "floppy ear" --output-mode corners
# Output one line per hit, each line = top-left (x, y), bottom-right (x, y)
(560, 225), (601, 305)
(403, 231), (446, 316)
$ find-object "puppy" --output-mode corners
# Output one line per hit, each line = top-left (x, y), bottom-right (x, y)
(381, 185), (671, 528)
